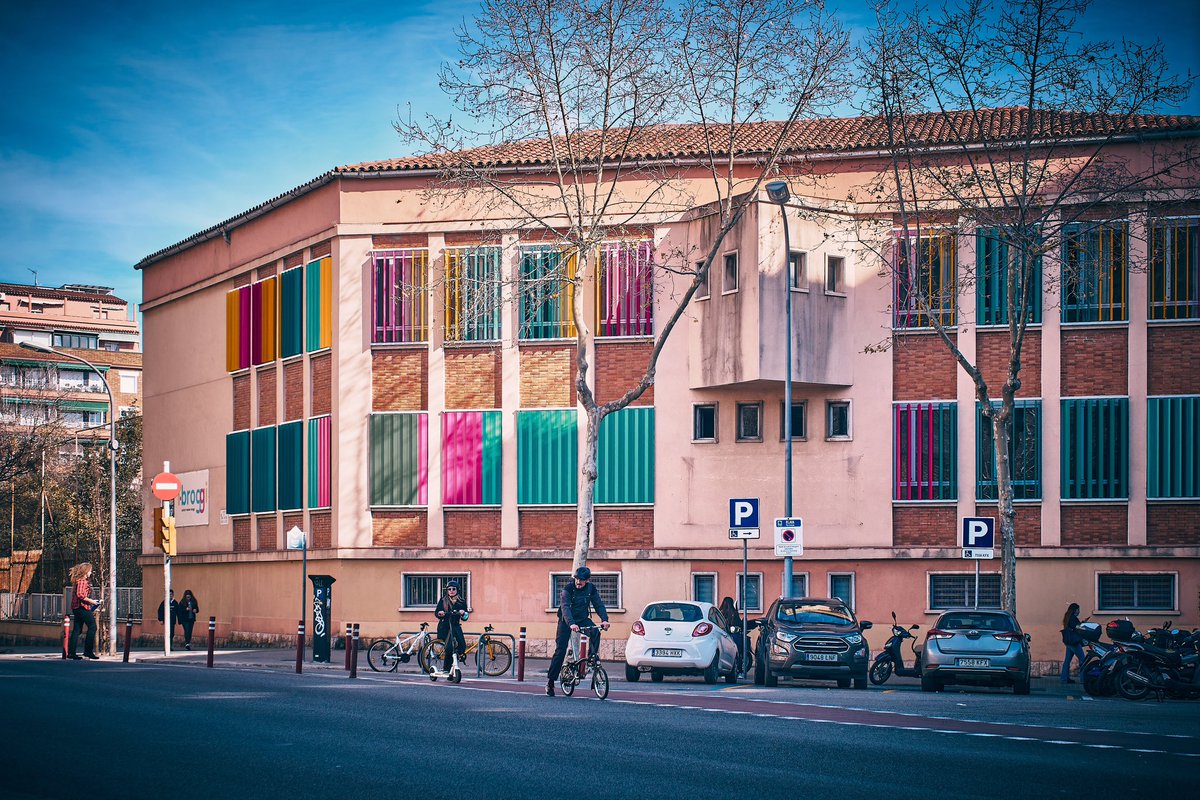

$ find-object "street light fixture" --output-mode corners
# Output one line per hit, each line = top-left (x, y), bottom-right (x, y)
(20, 341), (119, 655)
(764, 181), (795, 598)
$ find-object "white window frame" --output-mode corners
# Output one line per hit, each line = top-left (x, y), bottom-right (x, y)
(691, 572), (718, 604)
(735, 571), (765, 613)
(399, 572), (472, 610)
(119, 371), (138, 394)
(692, 402), (719, 443)
(780, 400), (807, 441)
(826, 400), (852, 440)
(1095, 571), (1179, 614)
(825, 254), (846, 296)
(790, 250), (808, 292)
(722, 251), (740, 295)
(695, 260), (710, 300)
(927, 571), (1002, 611)
(548, 571), (623, 613)
(828, 572), (856, 610)
(735, 401), (763, 442)
(785, 572), (810, 598)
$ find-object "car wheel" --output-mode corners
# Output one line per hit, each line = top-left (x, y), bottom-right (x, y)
(650, 670), (665, 683)
(853, 677), (868, 690)
(836, 678), (851, 689)
(1013, 673), (1031, 695)
(724, 666), (738, 684)
(764, 657), (778, 687)
(921, 672), (940, 693)
(753, 650), (765, 686)
(625, 664), (640, 682)
(703, 652), (719, 684)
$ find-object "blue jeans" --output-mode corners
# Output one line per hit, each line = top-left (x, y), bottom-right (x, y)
(1061, 643), (1085, 681)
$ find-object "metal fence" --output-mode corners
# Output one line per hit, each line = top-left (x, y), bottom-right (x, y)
(0, 588), (143, 622)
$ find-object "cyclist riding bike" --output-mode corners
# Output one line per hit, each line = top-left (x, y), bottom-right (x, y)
(547, 567), (610, 696)
(434, 580), (472, 676)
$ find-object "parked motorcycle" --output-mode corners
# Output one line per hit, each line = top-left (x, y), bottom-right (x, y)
(1116, 628), (1200, 701)
(868, 612), (921, 685)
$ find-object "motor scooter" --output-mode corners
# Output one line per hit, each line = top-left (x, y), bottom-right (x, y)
(869, 612), (921, 685)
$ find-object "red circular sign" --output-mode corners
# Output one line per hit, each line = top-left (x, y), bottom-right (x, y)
(782, 530), (795, 542)
(152, 472), (182, 501)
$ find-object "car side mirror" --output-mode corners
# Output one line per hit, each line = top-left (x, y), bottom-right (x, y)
(1025, 633), (1031, 643)
(860, 620), (873, 630)
(910, 624), (920, 630)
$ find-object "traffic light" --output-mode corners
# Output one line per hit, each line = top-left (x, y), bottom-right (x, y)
(154, 508), (177, 556)
(153, 508), (164, 550)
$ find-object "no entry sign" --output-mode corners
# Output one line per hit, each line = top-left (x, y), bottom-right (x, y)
(151, 472), (182, 501)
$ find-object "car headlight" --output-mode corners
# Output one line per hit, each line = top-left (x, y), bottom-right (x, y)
(775, 630), (798, 643)
(854, 647), (867, 658)
(845, 634), (863, 645)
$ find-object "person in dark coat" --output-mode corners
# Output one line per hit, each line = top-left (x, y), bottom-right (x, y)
(157, 590), (179, 644)
(434, 581), (471, 674)
(178, 590), (200, 650)
(546, 567), (610, 696)
(1060, 602), (1087, 683)
(720, 596), (746, 670)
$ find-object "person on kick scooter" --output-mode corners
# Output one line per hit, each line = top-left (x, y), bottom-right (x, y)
(432, 581), (472, 679)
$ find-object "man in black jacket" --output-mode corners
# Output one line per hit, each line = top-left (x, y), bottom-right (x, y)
(547, 567), (610, 696)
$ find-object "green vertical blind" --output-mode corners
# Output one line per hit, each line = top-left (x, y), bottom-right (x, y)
(251, 426), (277, 512)
(976, 228), (1042, 325)
(277, 420), (303, 511)
(1148, 396), (1200, 498)
(280, 266), (304, 358)
(596, 407), (655, 504)
(226, 431), (250, 515)
(518, 409), (578, 504)
(370, 413), (428, 506)
(1148, 217), (1199, 320)
(976, 401), (1041, 500)
(1061, 398), (1128, 499)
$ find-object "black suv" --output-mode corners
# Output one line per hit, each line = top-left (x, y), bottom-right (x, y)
(752, 597), (873, 689)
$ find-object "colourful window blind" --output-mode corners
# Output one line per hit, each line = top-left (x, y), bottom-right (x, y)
(1148, 396), (1199, 498)
(372, 249), (429, 343)
(517, 409), (578, 504)
(976, 401), (1041, 500)
(1061, 397), (1128, 499)
(1062, 222), (1127, 323)
(251, 276), (278, 365)
(1149, 217), (1199, 320)
(226, 430), (250, 515)
(225, 286), (251, 372)
(277, 420), (303, 511)
(445, 246), (503, 341)
(893, 232), (956, 328)
(306, 256), (333, 352)
(251, 426), (277, 513)
(894, 402), (957, 500)
(598, 241), (654, 336)
(442, 411), (502, 505)
(596, 407), (655, 504)
(280, 267), (304, 358)
(976, 228), (1042, 326)
(520, 246), (578, 339)
(308, 415), (332, 509)
(370, 413), (428, 506)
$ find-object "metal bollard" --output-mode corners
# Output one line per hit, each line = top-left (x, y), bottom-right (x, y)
(62, 614), (71, 659)
(349, 623), (359, 679)
(206, 617), (216, 668)
(295, 621), (305, 674)
(122, 618), (134, 663)
(517, 626), (526, 682)
(344, 623), (352, 671)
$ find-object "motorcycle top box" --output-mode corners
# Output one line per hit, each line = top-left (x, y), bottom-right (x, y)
(1076, 621), (1102, 643)
(1106, 619), (1137, 641)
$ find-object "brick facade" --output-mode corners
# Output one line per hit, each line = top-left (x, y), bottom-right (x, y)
(256, 515), (278, 551)
(372, 511), (427, 547)
(595, 508), (654, 548)
(1060, 504), (1127, 545)
(444, 510), (503, 547)
(893, 333), (958, 400)
(519, 345), (577, 407)
(974, 505), (1041, 546)
(373, 233), (429, 248)
(257, 365), (276, 425)
(1061, 328), (1128, 396)
(311, 240), (332, 258)
(595, 341), (655, 405)
(284, 360), (303, 421)
(233, 518), (251, 552)
(519, 509), (576, 548)
(282, 512), (304, 546)
(311, 353), (331, 416)
(233, 374), (251, 430)
(1148, 326), (1200, 395)
(977, 330), (1041, 399)
(310, 511), (332, 549)
(372, 350), (428, 411)
(1147, 504), (1200, 546)
(892, 506), (958, 546)
(444, 347), (501, 408)
(283, 252), (304, 269)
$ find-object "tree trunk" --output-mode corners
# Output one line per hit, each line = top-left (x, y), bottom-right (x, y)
(574, 407), (601, 571)
(991, 408), (1017, 612)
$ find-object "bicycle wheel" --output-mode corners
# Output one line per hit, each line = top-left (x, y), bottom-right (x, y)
(592, 664), (609, 700)
(415, 637), (437, 673)
(421, 639), (446, 674)
(477, 639), (513, 676)
(561, 665), (578, 696)
(367, 640), (396, 672)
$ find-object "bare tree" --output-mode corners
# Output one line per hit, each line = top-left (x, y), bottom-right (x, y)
(397, 0), (852, 575)
(853, 0), (1199, 611)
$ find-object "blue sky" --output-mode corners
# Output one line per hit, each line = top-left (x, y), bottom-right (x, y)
(0, 0), (1195, 314)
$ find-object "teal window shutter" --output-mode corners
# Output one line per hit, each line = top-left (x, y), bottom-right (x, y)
(226, 431), (250, 515)
(597, 407), (655, 504)
(976, 227), (1042, 326)
(1148, 396), (1200, 498)
(251, 426), (277, 512)
(280, 267), (303, 358)
(277, 421), (303, 510)
(370, 413), (428, 506)
(1061, 398), (1129, 499)
(976, 401), (1041, 500)
(517, 410), (578, 504)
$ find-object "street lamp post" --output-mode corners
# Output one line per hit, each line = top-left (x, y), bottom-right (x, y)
(765, 181), (794, 598)
(21, 342), (119, 655)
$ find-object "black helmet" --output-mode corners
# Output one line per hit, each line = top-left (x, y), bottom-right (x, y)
(446, 580), (459, 590)
(574, 567), (591, 581)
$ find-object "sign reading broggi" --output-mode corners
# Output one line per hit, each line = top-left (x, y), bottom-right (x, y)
(175, 469), (209, 527)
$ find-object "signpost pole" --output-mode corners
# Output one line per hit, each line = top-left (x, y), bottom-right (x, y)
(162, 461), (172, 657)
(741, 537), (749, 676)
(975, 559), (980, 610)
(302, 536), (307, 660)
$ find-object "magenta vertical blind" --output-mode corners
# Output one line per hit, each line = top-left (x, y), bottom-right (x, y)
(308, 415), (332, 509)
(442, 411), (502, 505)
(372, 249), (429, 343)
(598, 240), (654, 336)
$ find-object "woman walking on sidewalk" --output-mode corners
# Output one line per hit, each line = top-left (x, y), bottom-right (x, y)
(179, 590), (200, 650)
(68, 562), (101, 660)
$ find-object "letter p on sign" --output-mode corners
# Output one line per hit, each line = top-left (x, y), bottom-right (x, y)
(962, 517), (995, 548)
(730, 498), (759, 528)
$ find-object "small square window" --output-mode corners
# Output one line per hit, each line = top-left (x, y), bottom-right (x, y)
(827, 400), (851, 439)
(695, 260), (710, 300)
(736, 573), (764, 612)
(829, 573), (855, 610)
(826, 255), (845, 294)
(789, 251), (807, 291)
(723, 252), (739, 293)
(693, 404), (718, 442)
(736, 402), (762, 441)
(692, 573), (716, 604)
(780, 401), (806, 440)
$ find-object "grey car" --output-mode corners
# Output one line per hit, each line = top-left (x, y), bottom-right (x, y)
(920, 609), (1031, 694)
(752, 597), (872, 689)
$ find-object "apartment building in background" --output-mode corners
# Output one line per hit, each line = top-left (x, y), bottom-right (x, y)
(136, 110), (1200, 663)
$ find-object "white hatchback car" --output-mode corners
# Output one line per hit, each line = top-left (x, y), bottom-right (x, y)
(625, 600), (740, 684)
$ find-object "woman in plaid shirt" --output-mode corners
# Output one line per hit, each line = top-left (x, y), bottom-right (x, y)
(68, 562), (101, 660)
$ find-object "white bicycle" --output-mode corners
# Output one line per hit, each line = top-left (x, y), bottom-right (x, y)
(366, 622), (437, 673)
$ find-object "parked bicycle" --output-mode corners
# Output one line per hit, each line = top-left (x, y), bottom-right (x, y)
(367, 622), (437, 673)
(422, 624), (514, 677)
(558, 624), (609, 700)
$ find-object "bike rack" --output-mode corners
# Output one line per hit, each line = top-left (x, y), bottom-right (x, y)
(388, 629), (518, 678)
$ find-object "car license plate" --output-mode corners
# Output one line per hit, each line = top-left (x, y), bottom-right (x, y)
(956, 658), (990, 668)
(652, 648), (683, 657)
(807, 653), (838, 662)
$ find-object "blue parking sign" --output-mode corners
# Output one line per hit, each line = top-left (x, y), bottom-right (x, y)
(730, 498), (759, 528)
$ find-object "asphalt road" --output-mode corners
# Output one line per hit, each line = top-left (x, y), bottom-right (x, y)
(3, 657), (1197, 799)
